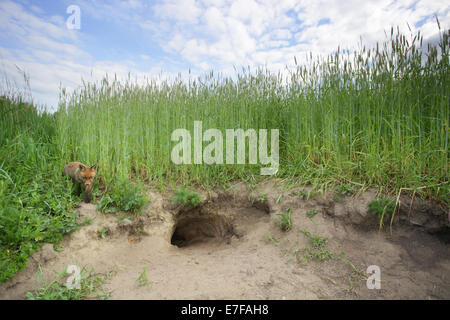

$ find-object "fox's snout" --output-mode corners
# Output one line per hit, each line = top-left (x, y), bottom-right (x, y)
(83, 177), (95, 187)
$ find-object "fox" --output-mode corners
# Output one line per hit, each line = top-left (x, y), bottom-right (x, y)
(62, 162), (98, 203)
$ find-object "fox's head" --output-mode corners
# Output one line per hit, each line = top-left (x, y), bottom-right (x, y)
(79, 164), (97, 187)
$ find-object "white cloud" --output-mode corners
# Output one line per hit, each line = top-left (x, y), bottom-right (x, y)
(150, 0), (449, 75)
(153, 0), (203, 24)
(0, 1), (74, 42)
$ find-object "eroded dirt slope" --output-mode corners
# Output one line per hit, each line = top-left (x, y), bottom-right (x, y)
(1, 182), (449, 299)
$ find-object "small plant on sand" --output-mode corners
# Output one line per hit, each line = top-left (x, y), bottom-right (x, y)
(136, 267), (150, 288)
(264, 234), (278, 245)
(172, 187), (201, 207)
(305, 247), (334, 261)
(298, 189), (308, 200)
(299, 229), (334, 262)
(275, 194), (283, 204)
(276, 208), (293, 231)
(337, 252), (367, 288)
(97, 227), (110, 239)
(259, 193), (268, 202)
(82, 217), (93, 226)
(26, 266), (111, 300)
(306, 208), (318, 219)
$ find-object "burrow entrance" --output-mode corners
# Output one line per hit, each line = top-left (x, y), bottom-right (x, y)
(170, 198), (270, 248)
(170, 208), (235, 247)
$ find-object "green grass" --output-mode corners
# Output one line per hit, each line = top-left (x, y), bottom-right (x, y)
(368, 197), (397, 230)
(336, 184), (355, 197)
(299, 229), (334, 262)
(300, 229), (329, 249)
(368, 198), (396, 218)
(25, 266), (112, 300)
(0, 96), (79, 283)
(97, 178), (147, 214)
(297, 189), (308, 200)
(304, 247), (335, 261)
(172, 187), (201, 207)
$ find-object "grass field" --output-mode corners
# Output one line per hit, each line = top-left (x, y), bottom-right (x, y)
(0, 27), (448, 283)
(55, 27), (449, 195)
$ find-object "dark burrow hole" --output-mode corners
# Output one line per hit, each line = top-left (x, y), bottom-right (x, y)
(170, 197), (270, 248)
(170, 214), (235, 247)
(433, 228), (450, 244)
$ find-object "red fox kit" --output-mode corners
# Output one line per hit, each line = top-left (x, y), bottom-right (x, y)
(62, 162), (97, 203)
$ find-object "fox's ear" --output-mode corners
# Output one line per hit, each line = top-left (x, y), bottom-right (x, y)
(79, 164), (86, 171)
(91, 164), (98, 171)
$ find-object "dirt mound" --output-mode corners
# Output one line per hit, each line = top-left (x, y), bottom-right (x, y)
(0, 182), (449, 299)
(323, 189), (449, 235)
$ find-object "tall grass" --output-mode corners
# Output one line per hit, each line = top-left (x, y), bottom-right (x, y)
(56, 27), (448, 201)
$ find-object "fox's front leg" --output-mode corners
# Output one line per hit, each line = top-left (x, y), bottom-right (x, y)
(84, 184), (92, 203)
(74, 181), (82, 196)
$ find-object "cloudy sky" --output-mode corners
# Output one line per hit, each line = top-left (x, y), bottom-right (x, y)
(0, 0), (448, 111)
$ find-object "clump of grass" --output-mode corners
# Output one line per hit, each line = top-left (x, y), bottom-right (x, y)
(298, 189), (317, 200)
(97, 178), (146, 214)
(276, 208), (293, 231)
(368, 197), (396, 220)
(172, 187), (201, 207)
(26, 266), (112, 300)
(298, 189), (308, 200)
(306, 209), (318, 219)
(258, 193), (268, 202)
(97, 195), (118, 214)
(299, 229), (334, 262)
(300, 229), (328, 249)
(304, 247), (334, 261)
(336, 184), (355, 197)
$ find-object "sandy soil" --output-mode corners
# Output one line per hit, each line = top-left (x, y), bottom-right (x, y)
(1, 181), (449, 300)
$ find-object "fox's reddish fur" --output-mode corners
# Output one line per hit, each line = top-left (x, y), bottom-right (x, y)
(62, 162), (97, 203)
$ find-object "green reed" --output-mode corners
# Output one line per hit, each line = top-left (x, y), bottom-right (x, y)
(56, 27), (449, 201)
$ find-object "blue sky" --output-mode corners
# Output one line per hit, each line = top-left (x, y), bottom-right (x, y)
(0, 0), (448, 111)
